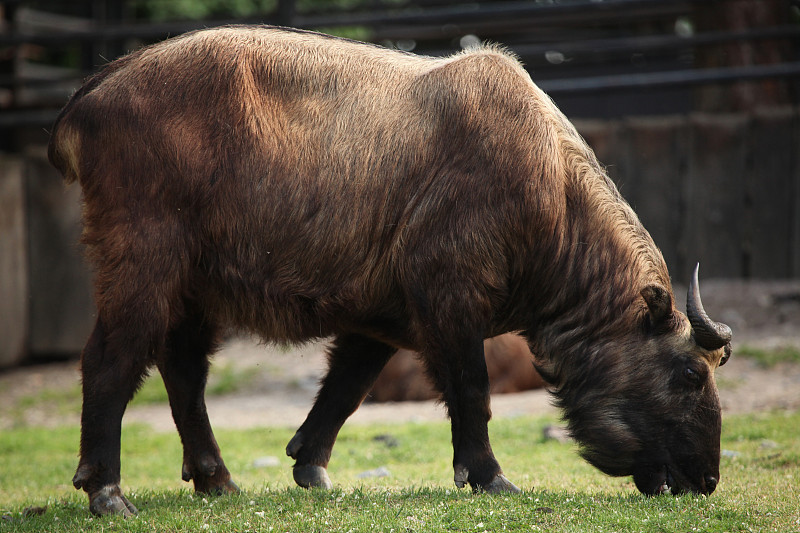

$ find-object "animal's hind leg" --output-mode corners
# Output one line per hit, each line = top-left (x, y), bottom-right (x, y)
(73, 220), (193, 515)
(157, 307), (239, 495)
(286, 334), (396, 488)
(73, 318), (154, 517)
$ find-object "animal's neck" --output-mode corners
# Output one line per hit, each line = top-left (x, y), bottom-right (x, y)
(523, 147), (671, 386)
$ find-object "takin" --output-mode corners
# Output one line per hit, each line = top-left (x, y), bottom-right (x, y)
(48, 25), (732, 516)
(368, 333), (547, 402)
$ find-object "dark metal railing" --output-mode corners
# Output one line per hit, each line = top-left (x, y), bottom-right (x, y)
(1, 0), (798, 132)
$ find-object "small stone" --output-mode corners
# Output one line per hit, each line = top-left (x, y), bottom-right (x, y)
(543, 425), (572, 443)
(357, 466), (391, 479)
(253, 456), (281, 468)
(721, 449), (741, 458)
(22, 506), (47, 518)
(373, 434), (399, 448)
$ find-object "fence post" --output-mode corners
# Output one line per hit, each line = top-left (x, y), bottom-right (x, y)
(623, 116), (690, 281)
(686, 113), (749, 279)
(747, 107), (796, 278)
(794, 107), (800, 279)
(0, 155), (29, 367)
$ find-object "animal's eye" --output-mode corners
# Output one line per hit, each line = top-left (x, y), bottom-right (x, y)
(683, 366), (703, 386)
(719, 345), (732, 367)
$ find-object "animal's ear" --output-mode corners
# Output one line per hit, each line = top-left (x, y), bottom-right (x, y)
(640, 284), (673, 327)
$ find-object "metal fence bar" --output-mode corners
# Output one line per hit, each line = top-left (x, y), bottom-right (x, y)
(537, 62), (800, 94)
(1, 0), (797, 131)
(512, 25), (800, 62)
(0, 0), (692, 46)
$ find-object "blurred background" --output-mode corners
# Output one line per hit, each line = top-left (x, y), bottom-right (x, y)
(1, 0), (799, 369)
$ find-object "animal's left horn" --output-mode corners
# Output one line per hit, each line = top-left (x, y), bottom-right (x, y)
(686, 263), (732, 350)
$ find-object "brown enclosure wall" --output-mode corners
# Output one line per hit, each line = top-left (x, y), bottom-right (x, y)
(1, 109), (798, 366)
(1, 147), (94, 368)
(0, 155), (29, 368)
(576, 108), (800, 284)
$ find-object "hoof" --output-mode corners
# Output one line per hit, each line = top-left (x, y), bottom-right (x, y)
(193, 474), (240, 495)
(89, 485), (138, 517)
(207, 479), (241, 496)
(184, 453), (239, 495)
(293, 465), (333, 489)
(454, 464), (469, 489)
(453, 465), (521, 494)
(481, 474), (521, 494)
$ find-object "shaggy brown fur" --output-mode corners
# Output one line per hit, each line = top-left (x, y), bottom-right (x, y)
(49, 26), (730, 516)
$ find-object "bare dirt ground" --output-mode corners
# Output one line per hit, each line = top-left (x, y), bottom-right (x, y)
(1, 279), (799, 432)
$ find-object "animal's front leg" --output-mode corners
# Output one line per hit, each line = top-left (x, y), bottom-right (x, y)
(287, 334), (396, 488)
(422, 334), (520, 494)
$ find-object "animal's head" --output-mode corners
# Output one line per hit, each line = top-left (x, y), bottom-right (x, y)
(547, 264), (731, 496)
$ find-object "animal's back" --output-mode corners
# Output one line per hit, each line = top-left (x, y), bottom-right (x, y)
(48, 26), (551, 343)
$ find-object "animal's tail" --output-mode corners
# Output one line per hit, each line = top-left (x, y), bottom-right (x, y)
(48, 113), (79, 184)
(47, 56), (130, 183)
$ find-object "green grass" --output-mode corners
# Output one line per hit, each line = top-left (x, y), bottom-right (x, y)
(5, 363), (257, 424)
(131, 362), (259, 406)
(1, 412), (799, 532)
(736, 344), (800, 368)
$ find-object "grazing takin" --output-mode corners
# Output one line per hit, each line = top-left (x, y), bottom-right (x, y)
(48, 26), (732, 516)
(368, 334), (547, 402)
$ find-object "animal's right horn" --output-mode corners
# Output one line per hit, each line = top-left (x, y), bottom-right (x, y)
(686, 263), (732, 351)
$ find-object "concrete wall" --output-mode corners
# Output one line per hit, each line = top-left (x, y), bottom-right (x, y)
(1, 148), (94, 368)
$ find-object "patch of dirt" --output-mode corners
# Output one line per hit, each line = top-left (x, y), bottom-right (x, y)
(1, 280), (799, 432)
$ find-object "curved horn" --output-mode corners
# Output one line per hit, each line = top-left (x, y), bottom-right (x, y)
(686, 263), (732, 350)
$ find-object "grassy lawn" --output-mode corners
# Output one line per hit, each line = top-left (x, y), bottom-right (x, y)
(1, 411), (799, 532)
(734, 345), (800, 368)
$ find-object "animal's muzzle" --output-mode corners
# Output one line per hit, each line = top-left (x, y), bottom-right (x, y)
(633, 464), (719, 496)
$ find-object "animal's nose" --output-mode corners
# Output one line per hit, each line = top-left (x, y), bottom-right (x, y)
(704, 474), (718, 493)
